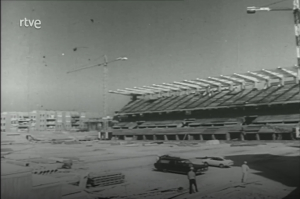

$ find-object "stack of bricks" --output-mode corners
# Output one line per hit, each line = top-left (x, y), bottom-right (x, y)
(87, 172), (125, 187)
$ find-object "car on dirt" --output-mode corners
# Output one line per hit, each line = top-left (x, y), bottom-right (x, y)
(154, 155), (208, 174)
(196, 156), (234, 168)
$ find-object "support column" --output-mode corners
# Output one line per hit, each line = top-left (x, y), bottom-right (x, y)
(296, 127), (300, 138)
(291, 132), (295, 140)
(175, 134), (179, 141)
(153, 135), (157, 141)
(277, 133), (282, 140)
(240, 133), (245, 141)
(256, 133), (260, 141)
(226, 133), (230, 141)
(211, 134), (216, 140)
(133, 135), (137, 140)
(272, 133), (276, 140)
(199, 134), (203, 141)
(164, 135), (168, 141)
(188, 135), (192, 140)
(143, 135), (146, 141)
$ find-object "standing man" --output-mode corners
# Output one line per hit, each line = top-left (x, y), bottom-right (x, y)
(187, 167), (198, 194)
(241, 161), (250, 183)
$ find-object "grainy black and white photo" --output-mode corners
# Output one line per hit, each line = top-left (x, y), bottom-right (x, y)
(1, 0), (300, 199)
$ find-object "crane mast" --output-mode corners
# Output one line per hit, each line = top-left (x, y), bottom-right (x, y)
(293, 0), (300, 66)
(247, 0), (300, 74)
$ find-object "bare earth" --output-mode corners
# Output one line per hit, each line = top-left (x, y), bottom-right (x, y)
(2, 135), (300, 199)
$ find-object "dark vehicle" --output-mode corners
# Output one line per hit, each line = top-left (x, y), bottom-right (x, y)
(154, 155), (208, 174)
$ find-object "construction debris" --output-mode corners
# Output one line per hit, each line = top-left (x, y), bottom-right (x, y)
(61, 159), (73, 169)
(87, 172), (125, 188)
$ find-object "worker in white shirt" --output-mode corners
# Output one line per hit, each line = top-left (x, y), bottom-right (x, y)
(241, 161), (250, 183)
(187, 167), (198, 194)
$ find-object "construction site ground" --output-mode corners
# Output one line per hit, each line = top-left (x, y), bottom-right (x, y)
(1, 132), (300, 199)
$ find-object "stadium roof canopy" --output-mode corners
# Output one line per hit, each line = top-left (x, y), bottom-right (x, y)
(109, 66), (299, 97)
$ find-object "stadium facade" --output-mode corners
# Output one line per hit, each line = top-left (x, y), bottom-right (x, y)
(110, 66), (300, 141)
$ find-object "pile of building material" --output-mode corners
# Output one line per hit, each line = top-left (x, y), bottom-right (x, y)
(230, 142), (264, 147)
(176, 142), (199, 147)
(125, 143), (140, 147)
(110, 142), (121, 146)
(87, 172), (125, 187)
(206, 140), (220, 145)
(142, 143), (159, 146)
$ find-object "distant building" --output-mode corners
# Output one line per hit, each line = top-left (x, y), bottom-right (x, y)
(1, 110), (104, 133)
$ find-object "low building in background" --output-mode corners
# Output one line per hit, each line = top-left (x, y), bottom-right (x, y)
(1, 110), (105, 133)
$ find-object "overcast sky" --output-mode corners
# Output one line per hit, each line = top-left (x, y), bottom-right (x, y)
(1, 0), (295, 116)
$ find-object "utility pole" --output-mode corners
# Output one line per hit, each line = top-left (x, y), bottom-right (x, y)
(67, 56), (128, 139)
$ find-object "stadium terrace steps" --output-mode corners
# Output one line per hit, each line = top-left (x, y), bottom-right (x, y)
(207, 91), (241, 107)
(230, 89), (257, 105)
(175, 95), (200, 110)
(113, 118), (244, 130)
(214, 91), (244, 107)
(150, 95), (181, 111)
(187, 118), (243, 127)
(260, 84), (298, 103)
(200, 91), (231, 107)
(120, 99), (145, 113)
(244, 86), (291, 104)
(164, 95), (194, 110)
(145, 95), (177, 112)
(119, 99), (143, 112)
(139, 97), (167, 112)
(112, 122), (137, 129)
(182, 92), (222, 109)
(185, 94), (215, 109)
(130, 100), (152, 113)
(112, 126), (243, 136)
(137, 120), (182, 128)
(257, 84), (296, 103)
(252, 114), (300, 124)
(288, 93), (300, 101)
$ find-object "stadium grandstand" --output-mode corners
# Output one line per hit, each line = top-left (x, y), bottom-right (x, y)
(109, 66), (300, 141)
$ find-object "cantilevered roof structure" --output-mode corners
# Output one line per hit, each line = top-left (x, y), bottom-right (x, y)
(109, 66), (299, 97)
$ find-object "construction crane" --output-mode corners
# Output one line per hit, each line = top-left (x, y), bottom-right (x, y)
(247, 0), (300, 139)
(67, 56), (128, 139)
(247, 0), (300, 69)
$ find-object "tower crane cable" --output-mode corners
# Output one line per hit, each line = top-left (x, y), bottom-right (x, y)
(261, 0), (290, 8)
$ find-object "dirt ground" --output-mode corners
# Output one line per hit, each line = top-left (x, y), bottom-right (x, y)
(2, 135), (300, 199)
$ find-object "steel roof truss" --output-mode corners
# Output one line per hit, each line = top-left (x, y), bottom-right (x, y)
(184, 80), (209, 87)
(208, 77), (234, 86)
(131, 87), (156, 94)
(233, 73), (259, 83)
(247, 71), (271, 87)
(153, 84), (180, 91)
(123, 88), (151, 95)
(219, 75), (245, 89)
(173, 81), (203, 89)
(134, 87), (159, 93)
(143, 86), (170, 92)
(108, 90), (133, 95)
(261, 69), (285, 85)
(117, 89), (143, 95)
(163, 83), (190, 90)
(277, 67), (298, 77)
(196, 78), (222, 87)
